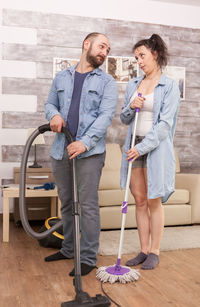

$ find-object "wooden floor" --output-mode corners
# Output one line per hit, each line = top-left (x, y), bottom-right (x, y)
(1, 221), (200, 307)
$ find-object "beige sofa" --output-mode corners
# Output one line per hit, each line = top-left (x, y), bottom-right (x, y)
(98, 144), (200, 229)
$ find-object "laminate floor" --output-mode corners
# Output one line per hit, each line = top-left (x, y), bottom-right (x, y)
(1, 221), (200, 307)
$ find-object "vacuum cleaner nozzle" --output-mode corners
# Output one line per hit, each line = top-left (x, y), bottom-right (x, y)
(61, 292), (110, 307)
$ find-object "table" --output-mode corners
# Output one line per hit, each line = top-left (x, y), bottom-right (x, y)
(13, 167), (54, 223)
(1, 184), (61, 242)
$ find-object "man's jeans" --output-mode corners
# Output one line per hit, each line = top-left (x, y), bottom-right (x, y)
(51, 150), (105, 266)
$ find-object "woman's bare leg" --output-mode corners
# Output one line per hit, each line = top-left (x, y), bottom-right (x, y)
(130, 167), (150, 254)
(148, 197), (164, 255)
(144, 169), (164, 255)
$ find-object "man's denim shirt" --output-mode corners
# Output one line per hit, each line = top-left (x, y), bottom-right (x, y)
(45, 64), (118, 160)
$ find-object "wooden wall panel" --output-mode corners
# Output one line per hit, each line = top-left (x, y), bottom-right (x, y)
(2, 112), (46, 129)
(2, 9), (105, 32)
(1, 8), (200, 174)
(2, 43), (82, 62)
(169, 39), (200, 57)
(36, 63), (53, 79)
(169, 56), (200, 73)
(178, 101), (200, 117)
(185, 88), (200, 101)
(186, 72), (200, 87)
(176, 117), (200, 133)
(2, 145), (51, 165)
(37, 29), (94, 48)
(2, 78), (51, 95)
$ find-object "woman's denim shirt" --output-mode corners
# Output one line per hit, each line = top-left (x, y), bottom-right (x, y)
(120, 73), (181, 203)
(45, 64), (118, 160)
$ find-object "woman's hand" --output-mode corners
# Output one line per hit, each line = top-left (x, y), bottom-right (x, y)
(130, 96), (145, 110)
(126, 147), (140, 162)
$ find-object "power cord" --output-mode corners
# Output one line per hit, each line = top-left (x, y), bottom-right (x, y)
(100, 281), (121, 307)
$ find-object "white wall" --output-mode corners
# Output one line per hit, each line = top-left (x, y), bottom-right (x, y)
(1, 0), (200, 28)
(0, 0), (200, 212)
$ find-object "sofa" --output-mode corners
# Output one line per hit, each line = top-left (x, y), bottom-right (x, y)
(98, 144), (200, 229)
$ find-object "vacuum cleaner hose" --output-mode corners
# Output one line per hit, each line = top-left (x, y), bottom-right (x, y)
(19, 123), (72, 240)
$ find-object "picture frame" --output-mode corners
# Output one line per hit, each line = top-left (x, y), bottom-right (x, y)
(53, 57), (79, 78)
(163, 66), (185, 100)
(106, 56), (139, 83)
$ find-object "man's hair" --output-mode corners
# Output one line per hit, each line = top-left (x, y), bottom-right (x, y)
(82, 32), (106, 50)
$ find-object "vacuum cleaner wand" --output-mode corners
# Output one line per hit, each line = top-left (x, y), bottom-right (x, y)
(60, 127), (110, 306)
(19, 123), (110, 307)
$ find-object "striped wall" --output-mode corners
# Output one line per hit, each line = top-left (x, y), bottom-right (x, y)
(0, 8), (200, 198)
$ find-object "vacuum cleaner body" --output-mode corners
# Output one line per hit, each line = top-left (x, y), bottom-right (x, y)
(38, 217), (64, 249)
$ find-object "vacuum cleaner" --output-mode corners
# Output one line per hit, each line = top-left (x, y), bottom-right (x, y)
(19, 123), (111, 307)
(38, 217), (64, 249)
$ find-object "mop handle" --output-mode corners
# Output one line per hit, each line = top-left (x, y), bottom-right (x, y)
(124, 92), (142, 202)
(117, 93), (142, 262)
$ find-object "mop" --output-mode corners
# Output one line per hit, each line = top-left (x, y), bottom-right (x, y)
(96, 93), (142, 284)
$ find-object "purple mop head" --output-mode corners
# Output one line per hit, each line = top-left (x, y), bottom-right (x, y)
(96, 258), (140, 284)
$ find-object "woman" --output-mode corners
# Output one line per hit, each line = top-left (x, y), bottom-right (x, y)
(120, 34), (181, 270)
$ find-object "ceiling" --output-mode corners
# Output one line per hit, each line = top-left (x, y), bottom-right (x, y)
(151, 0), (200, 6)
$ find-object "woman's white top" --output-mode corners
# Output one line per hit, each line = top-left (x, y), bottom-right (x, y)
(130, 91), (154, 137)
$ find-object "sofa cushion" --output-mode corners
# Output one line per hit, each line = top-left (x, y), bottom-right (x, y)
(99, 143), (122, 190)
(98, 189), (124, 206)
(103, 143), (122, 171)
(164, 189), (189, 204)
(99, 188), (189, 207)
(100, 204), (192, 229)
(164, 205), (191, 225)
(100, 206), (137, 229)
(174, 147), (180, 173)
(99, 189), (135, 206)
(99, 170), (121, 190)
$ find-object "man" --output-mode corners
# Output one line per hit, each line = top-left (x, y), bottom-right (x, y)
(44, 33), (118, 276)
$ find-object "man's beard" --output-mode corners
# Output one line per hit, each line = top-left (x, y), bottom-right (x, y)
(86, 47), (105, 68)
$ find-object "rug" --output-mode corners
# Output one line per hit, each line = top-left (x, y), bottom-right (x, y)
(99, 225), (200, 255)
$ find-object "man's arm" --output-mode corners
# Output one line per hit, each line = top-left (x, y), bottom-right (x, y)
(45, 77), (65, 132)
(45, 77), (61, 122)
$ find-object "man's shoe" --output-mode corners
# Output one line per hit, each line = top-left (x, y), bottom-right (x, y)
(69, 263), (96, 276)
(44, 251), (71, 262)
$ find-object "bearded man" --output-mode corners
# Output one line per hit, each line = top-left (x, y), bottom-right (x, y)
(44, 33), (118, 276)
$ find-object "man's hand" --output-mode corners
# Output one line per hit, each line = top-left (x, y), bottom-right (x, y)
(126, 146), (140, 162)
(50, 115), (65, 133)
(67, 141), (87, 160)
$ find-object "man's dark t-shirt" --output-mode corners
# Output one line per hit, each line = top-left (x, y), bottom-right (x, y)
(67, 71), (89, 141)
